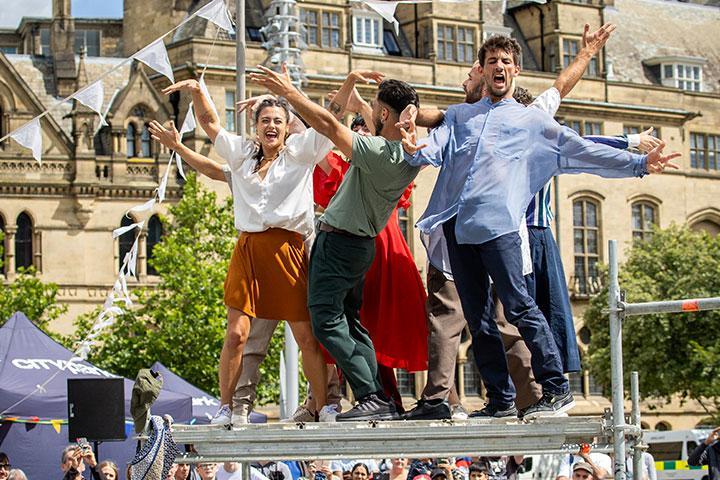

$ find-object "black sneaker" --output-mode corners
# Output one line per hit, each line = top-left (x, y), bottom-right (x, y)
(402, 399), (451, 420)
(522, 391), (575, 419)
(336, 392), (400, 422)
(468, 403), (518, 419)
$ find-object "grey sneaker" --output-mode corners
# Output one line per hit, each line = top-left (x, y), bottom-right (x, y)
(451, 404), (469, 420)
(210, 404), (232, 425)
(522, 391), (576, 419)
(281, 405), (316, 423)
(469, 403), (518, 419)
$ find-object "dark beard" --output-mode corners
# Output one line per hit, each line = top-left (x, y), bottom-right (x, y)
(465, 87), (483, 104)
(373, 117), (383, 135)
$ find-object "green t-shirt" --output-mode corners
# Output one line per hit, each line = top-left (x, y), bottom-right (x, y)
(320, 133), (421, 237)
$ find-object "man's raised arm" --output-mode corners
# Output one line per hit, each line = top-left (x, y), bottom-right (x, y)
(553, 23), (616, 98)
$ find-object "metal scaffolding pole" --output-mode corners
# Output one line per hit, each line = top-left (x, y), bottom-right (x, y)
(631, 372), (643, 480)
(608, 239), (627, 480)
(622, 297), (720, 316)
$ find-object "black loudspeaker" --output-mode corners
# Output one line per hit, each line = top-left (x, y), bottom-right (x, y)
(67, 378), (126, 442)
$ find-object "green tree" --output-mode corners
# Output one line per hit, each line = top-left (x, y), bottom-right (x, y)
(67, 174), (287, 404)
(584, 225), (720, 420)
(0, 231), (67, 329)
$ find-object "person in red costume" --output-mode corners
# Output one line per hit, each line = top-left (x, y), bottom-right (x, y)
(312, 115), (429, 412)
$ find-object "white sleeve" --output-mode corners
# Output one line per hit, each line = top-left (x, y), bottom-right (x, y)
(285, 128), (334, 166)
(557, 455), (572, 478)
(214, 127), (255, 170)
(251, 467), (271, 480)
(529, 87), (561, 116)
(590, 453), (613, 474)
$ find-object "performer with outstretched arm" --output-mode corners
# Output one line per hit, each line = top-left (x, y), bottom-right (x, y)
(401, 35), (680, 419)
(250, 66), (423, 421)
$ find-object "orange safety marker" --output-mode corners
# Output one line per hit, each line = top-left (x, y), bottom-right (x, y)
(681, 300), (700, 312)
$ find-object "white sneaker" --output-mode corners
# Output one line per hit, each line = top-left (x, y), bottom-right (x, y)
(231, 404), (250, 428)
(210, 404), (232, 425)
(318, 404), (340, 422)
(451, 404), (469, 421)
(281, 405), (316, 423)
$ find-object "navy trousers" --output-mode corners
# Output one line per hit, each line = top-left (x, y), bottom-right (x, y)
(443, 218), (568, 407)
(526, 226), (581, 373)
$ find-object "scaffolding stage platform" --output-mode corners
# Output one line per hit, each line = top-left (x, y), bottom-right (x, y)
(170, 415), (615, 462)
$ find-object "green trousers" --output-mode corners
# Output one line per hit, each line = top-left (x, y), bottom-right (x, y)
(307, 230), (381, 399)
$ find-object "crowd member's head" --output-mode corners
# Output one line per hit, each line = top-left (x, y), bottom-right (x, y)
(7, 470), (26, 480)
(0, 453), (9, 480)
(468, 463), (489, 480)
(477, 35), (522, 102)
(372, 79), (419, 135)
(351, 115), (371, 136)
(252, 97), (291, 156)
(63, 468), (82, 480)
(98, 460), (118, 480)
(351, 463), (370, 480)
(174, 463), (192, 480)
(572, 462), (594, 480)
(430, 468), (447, 480)
(390, 458), (408, 472)
(61, 445), (86, 474)
(165, 463), (179, 480)
(197, 462), (219, 480)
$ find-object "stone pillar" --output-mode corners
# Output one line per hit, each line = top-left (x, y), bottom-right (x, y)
(4, 225), (16, 280)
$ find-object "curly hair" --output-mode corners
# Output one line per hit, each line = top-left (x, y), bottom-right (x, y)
(512, 85), (534, 106)
(478, 35), (522, 67)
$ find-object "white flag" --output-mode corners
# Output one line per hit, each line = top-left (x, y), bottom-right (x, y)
(157, 155), (173, 203)
(73, 80), (108, 126)
(364, 1), (400, 34)
(10, 117), (42, 163)
(172, 151), (186, 180)
(180, 102), (197, 136)
(127, 232), (142, 278)
(199, 75), (220, 120)
(197, 0), (235, 34)
(113, 220), (144, 238)
(126, 197), (157, 216)
(134, 39), (175, 84)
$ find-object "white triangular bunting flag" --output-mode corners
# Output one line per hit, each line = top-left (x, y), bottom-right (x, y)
(196, 0), (235, 34)
(199, 75), (220, 120)
(172, 151), (186, 180)
(180, 102), (197, 135)
(112, 220), (143, 238)
(157, 156), (173, 203)
(126, 197), (157, 215)
(73, 80), (107, 126)
(364, 1), (400, 34)
(10, 117), (43, 163)
(134, 39), (175, 84)
(127, 231), (143, 278)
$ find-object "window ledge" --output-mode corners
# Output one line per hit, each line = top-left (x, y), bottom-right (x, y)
(351, 45), (384, 56)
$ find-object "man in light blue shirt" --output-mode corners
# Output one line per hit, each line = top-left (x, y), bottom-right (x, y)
(403, 35), (680, 419)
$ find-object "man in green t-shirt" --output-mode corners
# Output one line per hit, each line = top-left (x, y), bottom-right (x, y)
(251, 66), (423, 421)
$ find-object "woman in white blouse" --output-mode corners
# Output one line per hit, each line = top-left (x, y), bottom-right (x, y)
(150, 79), (337, 425)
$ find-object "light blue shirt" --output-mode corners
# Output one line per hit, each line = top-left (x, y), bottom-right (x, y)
(406, 97), (647, 260)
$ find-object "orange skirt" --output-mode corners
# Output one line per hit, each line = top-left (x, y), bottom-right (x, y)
(224, 228), (310, 322)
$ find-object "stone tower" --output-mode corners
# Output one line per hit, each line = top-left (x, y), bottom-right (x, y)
(122, 0), (195, 56)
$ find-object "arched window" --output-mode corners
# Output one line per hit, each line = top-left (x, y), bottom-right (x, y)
(655, 421), (671, 431)
(572, 198), (602, 296)
(147, 215), (163, 276)
(15, 212), (33, 270)
(140, 123), (152, 158)
(126, 123), (137, 157)
(631, 202), (658, 241)
(118, 216), (137, 271)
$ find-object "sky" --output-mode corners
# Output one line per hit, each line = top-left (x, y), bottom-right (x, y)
(0, 0), (123, 29)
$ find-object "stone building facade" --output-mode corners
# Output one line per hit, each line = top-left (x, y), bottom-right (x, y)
(0, 0), (718, 428)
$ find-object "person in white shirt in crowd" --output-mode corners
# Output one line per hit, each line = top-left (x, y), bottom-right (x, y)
(570, 463), (595, 480)
(332, 460), (380, 480)
(216, 462), (271, 480)
(7, 470), (27, 480)
(251, 461), (294, 480)
(197, 464), (220, 480)
(625, 452), (657, 480)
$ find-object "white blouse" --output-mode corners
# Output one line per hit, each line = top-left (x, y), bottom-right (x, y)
(214, 127), (333, 237)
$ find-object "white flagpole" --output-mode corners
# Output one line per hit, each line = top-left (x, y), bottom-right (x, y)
(236, 0), (246, 135)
